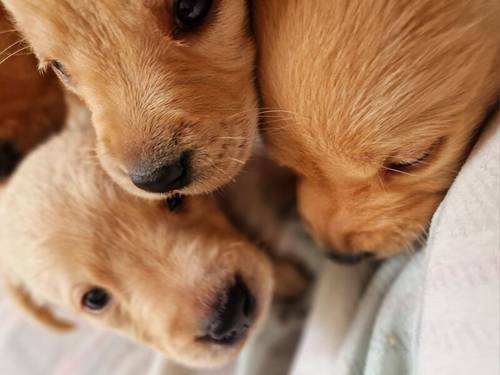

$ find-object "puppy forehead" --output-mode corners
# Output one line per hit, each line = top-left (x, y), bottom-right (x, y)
(44, 226), (175, 288)
(7, 0), (141, 12)
(4, 0), (171, 43)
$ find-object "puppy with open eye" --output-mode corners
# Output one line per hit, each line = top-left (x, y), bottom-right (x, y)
(2, 0), (258, 199)
(255, 0), (499, 261)
(0, 4), (65, 180)
(0, 118), (273, 368)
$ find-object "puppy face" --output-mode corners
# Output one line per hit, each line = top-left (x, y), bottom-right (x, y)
(0, 128), (273, 368)
(256, 0), (499, 258)
(2, 0), (257, 198)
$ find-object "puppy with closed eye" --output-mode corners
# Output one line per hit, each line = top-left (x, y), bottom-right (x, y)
(255, 0), (499, 261)
(0, 114), (274, 368)
(2, 0), (258, 199)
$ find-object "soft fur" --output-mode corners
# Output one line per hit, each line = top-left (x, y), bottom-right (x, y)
(2, 0), (258, 198)
(0, 4), (65, 179)
(0, 111), (273, 368)
(255, 0), (499, 258)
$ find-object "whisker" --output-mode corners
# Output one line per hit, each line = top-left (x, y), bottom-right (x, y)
(0, 29), (19, 35)
(377, 172), (387, 193)
(381, 166), (416, 176)
(0, 38), (25, 57)
(203, 155), (227, 176)
(228, 157), (245, 165)
(0, 45), (31, 65)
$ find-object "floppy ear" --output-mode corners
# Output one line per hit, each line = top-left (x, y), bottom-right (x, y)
(4, 280), (75, 332)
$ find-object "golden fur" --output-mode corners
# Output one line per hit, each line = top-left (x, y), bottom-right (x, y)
(0, 4), (65, 179)
(2, 0), (258, 198)
(255, 0), (499, 257)
(0, 115), (273, 368)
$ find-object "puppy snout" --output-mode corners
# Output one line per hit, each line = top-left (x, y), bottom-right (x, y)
(0, 141), (21, 179)
(129, 152), (191, 193)
(205, 276), (256, 345)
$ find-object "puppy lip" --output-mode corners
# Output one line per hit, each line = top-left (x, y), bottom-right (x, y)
(197, 329), (249, 346)
(163, 193), (185, 212)
(325, 250), (374, 265)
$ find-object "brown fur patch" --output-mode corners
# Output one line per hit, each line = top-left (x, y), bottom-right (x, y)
(0, 4), (65, 178)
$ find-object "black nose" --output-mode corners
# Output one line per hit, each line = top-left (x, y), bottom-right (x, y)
(205, 276), (256, 345)
(325, 250), (374, 265)
(129, 152), (191, 193)
(0, 141), (21, 179)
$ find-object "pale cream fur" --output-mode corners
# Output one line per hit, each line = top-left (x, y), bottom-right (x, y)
(0, 113), (273, 368)
(255, 0), (499, 257)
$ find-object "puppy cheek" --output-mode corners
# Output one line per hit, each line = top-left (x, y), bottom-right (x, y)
(297, 180), (333, 245)
(93, 119), (127, 164)
(353, 192), (444, 256)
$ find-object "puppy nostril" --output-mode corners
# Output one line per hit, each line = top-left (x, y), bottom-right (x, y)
(205, 275), (255, 345)
(129, 152), (191, 193)
(0, 141), (21, 179)
(325, 250), (374, 265)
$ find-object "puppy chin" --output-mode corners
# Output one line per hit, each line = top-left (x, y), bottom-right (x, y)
(167, 341), (243, 369)
(341, 226), (427, 259)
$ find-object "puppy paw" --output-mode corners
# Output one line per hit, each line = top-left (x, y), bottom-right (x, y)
(0, 140), (21, 179)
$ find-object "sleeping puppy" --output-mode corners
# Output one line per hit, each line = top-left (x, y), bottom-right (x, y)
(255, 0), (499, 260)
(0, 116), (273, 368)
(0, 4), (65, 180)
(2, 0), (259, 199)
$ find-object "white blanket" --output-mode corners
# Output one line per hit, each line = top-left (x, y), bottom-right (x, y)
(291, 111), (500, 375)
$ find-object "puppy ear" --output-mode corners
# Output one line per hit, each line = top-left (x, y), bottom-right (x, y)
(4, 280), (75, 332)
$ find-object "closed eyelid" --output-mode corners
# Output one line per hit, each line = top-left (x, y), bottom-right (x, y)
(384, 138), (445, 172)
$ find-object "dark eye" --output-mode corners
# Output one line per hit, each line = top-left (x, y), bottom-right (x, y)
(49, 60), (69, 81)
(81, 288), (110, 311)
(164, 193), (185, 212)
(174, 0), (213, 30)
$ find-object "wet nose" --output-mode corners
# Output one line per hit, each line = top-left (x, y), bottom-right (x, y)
(129, 152), (191, 193)
(0, 141), (21, 179)
(206, 276), (255, 345)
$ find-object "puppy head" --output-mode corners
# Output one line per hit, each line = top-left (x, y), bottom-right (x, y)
(257, 0), (499, 259)
(3, 0), (257, 198)
(0, 128), (273, 368)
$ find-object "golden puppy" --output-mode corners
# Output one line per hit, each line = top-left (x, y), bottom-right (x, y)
(0, 4), (65, 179)
(255, 0), (499, 260)
(0, 119), (273, 368)
(2, 0), (258, 198)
